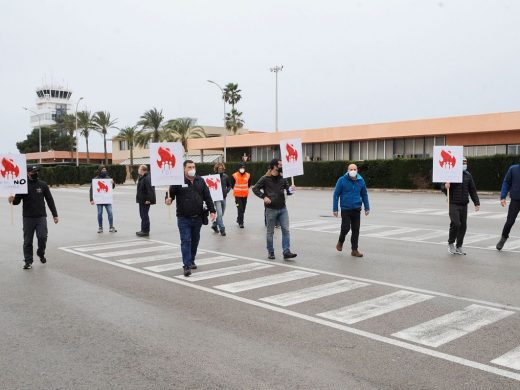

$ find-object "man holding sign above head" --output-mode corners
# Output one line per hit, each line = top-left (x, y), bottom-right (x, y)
(8, 165), (59, 270)
(89, 165), (116, 233)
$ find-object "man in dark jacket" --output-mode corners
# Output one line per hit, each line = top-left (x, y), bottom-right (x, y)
(136, 165), (156, 237)
(333, 164), (370, 257)
(89, 165), (116, 233)
(252, 158), (297, 260)
(211, 162), (232, 236)
(166, 160), (216, 277)
(8, 166), (59, 269)
(496, 159), (520, 250)
(442, 158), (480, 255)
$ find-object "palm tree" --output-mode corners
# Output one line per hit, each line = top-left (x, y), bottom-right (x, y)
(54, 113), (77, 160)
(114, 126), (138, 167)
(164, 118), (207, 154)
(77, 110), (95, 164)
(137, 108), (165, 145)
(225, 109), (245, 135)
(93, 111), (118, 165)
(223, 83), (241, 109)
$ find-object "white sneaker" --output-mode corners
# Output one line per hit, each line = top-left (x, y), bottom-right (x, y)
(455, 247), (466, 255)
(448, 243), (456, 254)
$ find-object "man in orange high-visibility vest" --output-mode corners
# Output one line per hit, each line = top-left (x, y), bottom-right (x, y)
(231, 162), (252, 228)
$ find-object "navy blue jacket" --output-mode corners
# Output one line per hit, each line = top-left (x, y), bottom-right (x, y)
(500, 164), (520, 201)
(333, 173), (370, 212)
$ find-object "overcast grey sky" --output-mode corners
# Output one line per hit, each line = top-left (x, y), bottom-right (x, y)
(1, 0), (519, 153)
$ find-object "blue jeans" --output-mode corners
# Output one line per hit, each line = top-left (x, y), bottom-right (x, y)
(97, 204), (113, 228)
(265, 207), (290, 253)
(139, 203), (151, 233)
(177, 216), (203, 268)
(213, 199), (226, 230)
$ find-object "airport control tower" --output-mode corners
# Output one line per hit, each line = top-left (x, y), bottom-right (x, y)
(27, 84), (73, 130)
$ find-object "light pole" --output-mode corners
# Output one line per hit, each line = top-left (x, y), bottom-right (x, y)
(270, 65), (283, 132)
(207, 80), (227, 162)
(75, 97), (84, 166)
(22, 107), (42, 164)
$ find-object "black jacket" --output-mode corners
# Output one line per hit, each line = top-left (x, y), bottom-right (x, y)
(136, 173), (156, 204)
(252, 174), (292, 209)
(441, 171), (480, 206)
(168, 176), (216, 218)
(89, 174), (115, 202)
(219, 172), (232, 199)
(13, 179), (58, 218)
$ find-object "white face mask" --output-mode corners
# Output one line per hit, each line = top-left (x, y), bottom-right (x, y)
(187, 169), (196, 177)
(239, 168), (245, 174)
(348, 170), (357, 178)
(462, 164), (467, 171)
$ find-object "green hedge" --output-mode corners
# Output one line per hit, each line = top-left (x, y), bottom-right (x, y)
(39, 165), (127, 186)
(37, 155), (519, 191)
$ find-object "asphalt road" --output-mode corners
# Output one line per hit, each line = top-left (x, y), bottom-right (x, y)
(1, 184), (519, 390)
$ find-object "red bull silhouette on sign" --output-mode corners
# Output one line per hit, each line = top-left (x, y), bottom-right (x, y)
(0, 154), (28, 196)
(205, 177), (221, 191)
(1, 158), (20, 179)
(156, 146), (176, 171)
(439, 150), (457, 169)
(97, 180), (109, 193)
(202, 174), (224, 202)
(432, 146), (463, 183)
(285, 143), (299, 163)
(150, 142), (185, 186)
(279, 138), (304, 178)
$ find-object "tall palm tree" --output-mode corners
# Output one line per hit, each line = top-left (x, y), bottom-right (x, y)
(93, 111), (118, 165)
(164, 118), (207, 154)
(54, 113), (77, 161)
(225, 109), (245, 135)
(77, 110), (95, 164)
(223, 83), (241, 109)
(137, 108), (164, 145)
(114, 126), (138, 167)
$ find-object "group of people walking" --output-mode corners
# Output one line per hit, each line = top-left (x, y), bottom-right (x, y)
(8, 156), (520, 274)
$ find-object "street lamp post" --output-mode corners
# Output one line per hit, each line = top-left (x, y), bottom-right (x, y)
(270, 65), (283, 132)
(207, 80), (227, 162)
(22, 107), (42, 164)
(75, 97), (84, 167)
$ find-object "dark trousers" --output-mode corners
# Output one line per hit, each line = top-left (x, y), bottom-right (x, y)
(139, 203), (151, 233)
(235, 196), (248, 225)
(339, 209), (361, 250)
(23, 217), (48, 264)
(448, 204), (468, 247)
(501, 199), (520, 239)
(177, 216), (202, 268)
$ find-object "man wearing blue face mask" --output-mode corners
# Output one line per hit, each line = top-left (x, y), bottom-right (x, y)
(442, 157), (480, 255)
(89, 165), (116, 233)
(333, 163), (370, 257)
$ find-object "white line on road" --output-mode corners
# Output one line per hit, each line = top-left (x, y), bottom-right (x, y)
(459, 234), (497, 245)
(144, 256), (236, 273)
(290, 220), (332, 228)
(97, 245), (174, 258)
(318, 290), (434, 324)
(365, 228), (419, 238)
(59, 246), (520, 382)
(118, 252), (184, 265)
(260, 279), (369, 307)
(180, 263), (274, 282)
(214, 270), (317, 293)
(400, 231), (447, 241)
(75, 241), (151, 252)
(491, 346), (520, 371)
(393, 304), (514, 347)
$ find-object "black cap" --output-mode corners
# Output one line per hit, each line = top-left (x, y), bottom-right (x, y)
(239, 162), (246, 168)
(28, 165), (40, 172)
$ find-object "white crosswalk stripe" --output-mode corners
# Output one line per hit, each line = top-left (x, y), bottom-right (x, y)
(365, 228), (418, 238)
(491, 346), (520, 371)
(214, 270), (317, 293)
(97, 245), (174, 258)
(179, 263), (274, 282)
(144, 256), (236, 273)
(393, 208), (507, 220)
(291, 220), (332, 228)
(317, 290), (434, 324)
(118, 252), (184, 265)
(393, 304), (514, 347)
(260, 279), (369, 307)
(459, 234), (497, 245)
(75, 241), (151, 252)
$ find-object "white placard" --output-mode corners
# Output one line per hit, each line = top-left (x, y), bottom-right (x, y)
(0, 154), (28, 195)
(92, 179), (113, 204)
(432, 146), (464, 183)
(202, 174), (224, 202)
(150, 142), (185, 186)
(280, 138), (304, 178)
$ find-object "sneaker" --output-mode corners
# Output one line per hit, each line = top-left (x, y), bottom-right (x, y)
(39, 255), (47, 264)
(496, 237), (507, 251)
(109, 227), (117, 233)
(23, 262), (32, 270)
(183, 267), (191, 277)
(239, 224), (244, 229)
(136, 231), (149, 237)
(448, 243), (456, 254)
(211, 225), (219, 233)
(220, 229), (226, 237)
(351, 250), (364, 258)
(190, 264), (197, 270)
(97, 227), (103, 233)
(455, 247), (466, 255)
(336, 242), (343, 252)
(283, 251), (297, 260)
(268, 252), (275, 260)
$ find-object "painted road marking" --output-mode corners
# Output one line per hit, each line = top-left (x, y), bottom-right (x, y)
(97, 245), (173, 258)
(260, 279), (369, 307)
(75, 241), (150, 252)
(215, 270), (316, 293)
(118, 252), (185, 265)
(393, 304), (514, 347)
(144, 256), (236, 273)
(318, 290), (434, 324)
(491, 346), (520, 371)
(393, 208), (506, 220)
(180, 263), (274, 282)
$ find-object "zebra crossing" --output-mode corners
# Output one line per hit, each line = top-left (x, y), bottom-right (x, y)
(290, 219), (520, 253)
(393, 208), (507, 219)
(59, 239), (520, 381)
